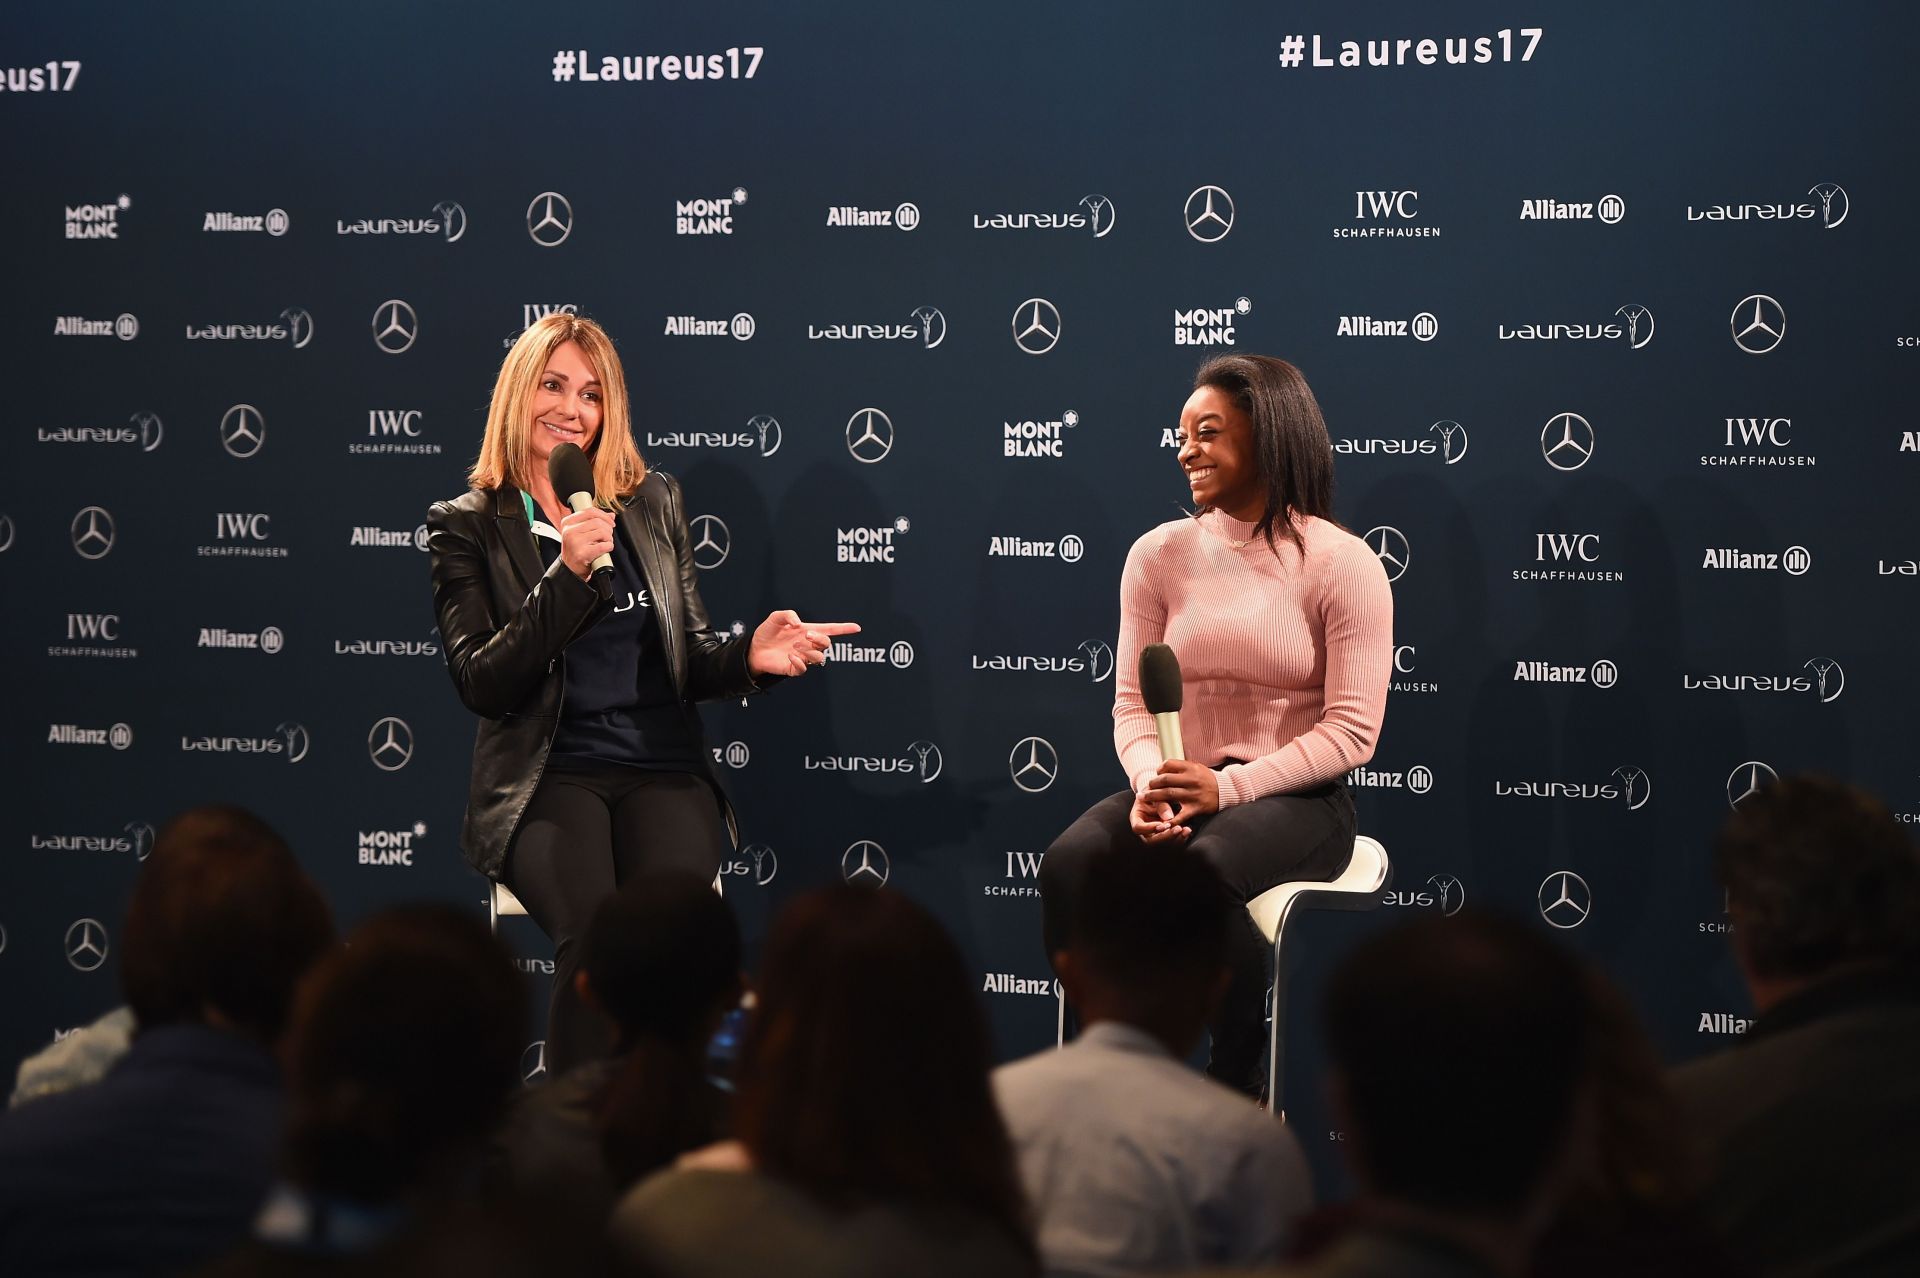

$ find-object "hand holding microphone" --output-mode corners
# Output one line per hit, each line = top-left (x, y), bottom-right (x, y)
(548, 443), (616, 596)
(1132, 644), (1222, 842)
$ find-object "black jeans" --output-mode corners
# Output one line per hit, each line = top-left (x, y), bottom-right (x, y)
(506, 762), (726, 1074)
(1038, 778), (1356, 1098)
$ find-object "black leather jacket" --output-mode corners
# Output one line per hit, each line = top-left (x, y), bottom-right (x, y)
(426, 472), (764, 879)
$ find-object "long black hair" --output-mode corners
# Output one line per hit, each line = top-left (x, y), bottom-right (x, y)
(1191, 353), (1338, 556)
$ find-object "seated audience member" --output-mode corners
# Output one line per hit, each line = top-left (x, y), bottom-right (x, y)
(995, 843), (1311, 1275)
(611, 884), (1039, 1278)
(490, 869), (742, 1223)
(0, 806), (334, 1276)
(1673, 775), (1920, 1277)
(1267, 912), (1592, 1278)
(204, 905), (579, 1276)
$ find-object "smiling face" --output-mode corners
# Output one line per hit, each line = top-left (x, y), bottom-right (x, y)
(1176, 385), (1264, 522)
(526, 339), (603, 469)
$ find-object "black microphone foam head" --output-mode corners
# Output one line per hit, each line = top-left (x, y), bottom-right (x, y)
(1140, 643), (1183, 714)
(547, 442), (596, 502)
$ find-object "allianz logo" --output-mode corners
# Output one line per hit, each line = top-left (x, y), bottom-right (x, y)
(1348, 765), (1433, 793)
(1513, 659), (1618, 687)
(825, 639), (913, 668)
(1335, 312), (1439, 341)
(48, 723), (132, 749)
(357, 824), (424, 866)
(982, 973), (1060, 996)
(1698, 1012), (1754, 1034)
(971, 640), (1114, 681)
(1493, 770), (1651, 809)
(1701, 544), (1811, 574)
(1682, 658), (1844, 703)
(349, 525), (429, 550)
(198, 626), (283, 653)
(988, 534), (1084, 562)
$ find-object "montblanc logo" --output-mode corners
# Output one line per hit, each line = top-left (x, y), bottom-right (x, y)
(355, 409), (440, 457)
(52, 313), (139, 340)
(1335, 419), (1468, 464)
(65, 193), (130, 240)
(646, 413), (782, 457)
(1682, 658), (1845, 704)
(1495, 765), (1652, 810)
(198, 511), (287, 559)
(1513, 659), (1619, 688)
(1384, 873), (1467, 915)
(202, 207), (289, 235)
(805, 738), (942, 783)
(29, 821), (155, 858)
(1498, 304), (1653, 349)
(350, 524), (431, 551)
(720, 843), (779, 886)
(1175, 296), (1251, 346)
(1520, 194), (1625, 224)
(1515, 532), (1623, 583)
(1349, 764), (1434, 793)
(1336, 311), (1438, 341)
(1184, 185), (1235, 242)
(187, 307), (313, 348)
(808, 306), (944, 349)
(824, 639), (915, 668)
(676, 187), (747, 235)
(1003, 409), (1079, 459)
(982, 973), (1060, 996)
(835, 516), (910, 564)
(974, 193), (1115, 237)
(52, 612), (137, 660)
(971, 639), (1114, 682)
(988, 532), (1084, 562)
(1709, 416), (1814, 468)
(37, 410), (164, 452)
(336, 200), (466, 241)
(1338, 190), (1440, 239)
(358, 821), (426, 867)
(825, 201), (919, 230)
(1686, 182), (1847, 229)
(1700, 543), (1811, 575)
(663, 311), (755, 340)
(47, 722), (133, 750)
(180, 721), (310, 762)
(334, 629), (439, 658)
(197, 625), (284, 654)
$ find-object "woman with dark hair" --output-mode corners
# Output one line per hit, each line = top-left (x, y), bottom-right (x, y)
(610, 885), (1038, 1278)
(1038, 354), (1393, 1098)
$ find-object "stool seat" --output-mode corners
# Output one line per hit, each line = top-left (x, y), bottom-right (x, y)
(487, 874), (723, 935)
(1246, 834), (1390, 944)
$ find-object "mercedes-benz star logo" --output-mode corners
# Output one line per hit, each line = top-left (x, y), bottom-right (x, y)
(1731, 294), (1785, 354)
(1009, 736), (1060, 793)
(65, 918), (109, 972)
(367, 716), (414, 771)
(1011, 298), (1061, 355)
(1541, 412), (1595, 471)
(372, 299), (418, 354)
(689, 514), (730, 570)
(846, 408), (895, 463)
(1079, 193), (1116, 238)
(527, 191), (573, 247)
(910, 306), (947, 349)
(433, 200), (468, 242)
(71, 506), (115, 559)
(1727, 761), (1778, 810)
(842, 840), (891, 886)
(279, 307), (314, 349)
(1429, 420), (1468, 464)
(1184, 185), (1235, 242)
(1537, 871), (1592, 929)
(220, 403), (266, 458)
(1365, 525), (1409, 582)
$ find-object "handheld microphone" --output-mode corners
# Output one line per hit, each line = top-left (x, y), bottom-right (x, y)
(547, 443), (613, 595)
(1139, 643), (1185, 762)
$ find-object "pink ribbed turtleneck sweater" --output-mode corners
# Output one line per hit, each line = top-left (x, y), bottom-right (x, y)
(1113, 510), (1393, 806)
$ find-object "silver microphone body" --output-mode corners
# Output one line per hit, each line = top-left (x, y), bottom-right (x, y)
(563, 489), (614, 578)
(1153, 712), (1184, 762)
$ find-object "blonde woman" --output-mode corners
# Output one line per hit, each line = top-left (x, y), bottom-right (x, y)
(427, 314), (854, 1071)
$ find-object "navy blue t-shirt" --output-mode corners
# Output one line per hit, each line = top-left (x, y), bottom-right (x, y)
(528, 501), (699, 771)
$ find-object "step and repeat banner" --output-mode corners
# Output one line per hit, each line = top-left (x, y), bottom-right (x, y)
(4, 1), (1914, 1187)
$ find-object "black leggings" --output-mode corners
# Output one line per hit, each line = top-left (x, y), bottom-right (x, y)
(506, 763), (726, 1074)
(1039, 779), (1355, 1098)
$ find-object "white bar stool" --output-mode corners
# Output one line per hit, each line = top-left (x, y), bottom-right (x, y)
(487, 874), (724, 936)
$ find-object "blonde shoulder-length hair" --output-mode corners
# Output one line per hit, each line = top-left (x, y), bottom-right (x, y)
(469, 313), (645, 506)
